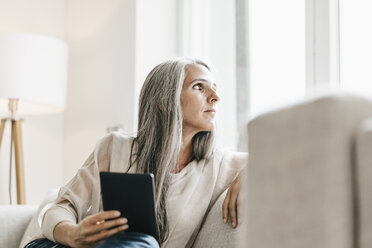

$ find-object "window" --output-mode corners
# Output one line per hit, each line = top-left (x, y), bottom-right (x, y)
(235, 0), (306, 150)
(340, 0), (372, 95)
(247, 0), (306, 117)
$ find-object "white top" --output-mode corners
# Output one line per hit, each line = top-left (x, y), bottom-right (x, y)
(30, 133), (247, 247)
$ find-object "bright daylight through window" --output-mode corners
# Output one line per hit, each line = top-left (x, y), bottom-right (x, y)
(248, 0), (306, 118)
(340, 0), (372, 96)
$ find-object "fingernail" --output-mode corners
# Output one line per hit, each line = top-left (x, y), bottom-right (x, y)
(115, 211), (121, 216)
(232, 222), (236, 228)
(223, 218), (227, 223)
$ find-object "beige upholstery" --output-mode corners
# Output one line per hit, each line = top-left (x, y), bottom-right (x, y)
(19, 188), (59, 248)
(243, 94), (372, 248)
(5, 93), (372, 248)
(0, 188), (239, 248)
(0, 205), (37, 248)
(193, 189), (241, 248)
(355, 118), (372, 248)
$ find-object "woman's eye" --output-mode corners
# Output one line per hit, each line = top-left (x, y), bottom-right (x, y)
(193, 83), (202, 90)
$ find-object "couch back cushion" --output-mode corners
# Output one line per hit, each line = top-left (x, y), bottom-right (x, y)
(356, 118), (372, 248)
(0, 205), (37, 248)
(243, 94), (372, 248)
(19, 188), (59, 248)
(193, 189), (241, 248)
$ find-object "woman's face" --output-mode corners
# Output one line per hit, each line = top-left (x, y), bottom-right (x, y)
(181, 64), (220, 135)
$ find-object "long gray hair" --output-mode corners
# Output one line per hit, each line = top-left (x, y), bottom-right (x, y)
(129, 58), (216, 243)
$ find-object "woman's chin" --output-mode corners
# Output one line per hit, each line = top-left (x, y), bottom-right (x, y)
(201, 124), (216, 132)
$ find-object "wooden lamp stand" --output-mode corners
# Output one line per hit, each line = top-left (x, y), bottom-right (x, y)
(0, 99), (26, 204)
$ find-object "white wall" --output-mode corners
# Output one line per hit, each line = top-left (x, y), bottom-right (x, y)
(208, 0), (237, 150)
(62, 0), (237, 183)
(134, 0), (179, 128)
(140, 0), (238, 151)
(174, 0), (237, 150)
(0, 0), (238, 204)
(63, 0), (136, 182)
(63, 0), (181, 182)
(0, 0), (64, 205)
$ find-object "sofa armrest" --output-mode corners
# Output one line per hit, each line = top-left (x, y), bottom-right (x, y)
(193, 189), (241, 248)
(356, 118), (372, 248)
(244, 94), (372, 248)
(0, 205), (37, 248)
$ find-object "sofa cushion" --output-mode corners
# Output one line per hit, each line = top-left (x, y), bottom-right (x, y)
(193, 189), (241, 248)
(19, 188), (59, 248)
(244, 94), (372, 248)
(0, 205), (37, 248)
(356, 118), (372, 248)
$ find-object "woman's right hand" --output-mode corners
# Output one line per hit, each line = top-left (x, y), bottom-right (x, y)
(54, 210), (129, 248)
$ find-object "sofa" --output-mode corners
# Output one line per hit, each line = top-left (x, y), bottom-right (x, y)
(0, 205), (38, 248)
(241, 93), (372, 248)
(0, 188), (241, 248)
(5, 93), (372, 248)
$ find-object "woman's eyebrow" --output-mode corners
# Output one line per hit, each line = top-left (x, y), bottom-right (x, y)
(189, 78), (208, 84)
(188, 78), (217, 89)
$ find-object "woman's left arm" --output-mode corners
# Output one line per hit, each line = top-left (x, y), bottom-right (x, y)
(222, 172), (243, 228)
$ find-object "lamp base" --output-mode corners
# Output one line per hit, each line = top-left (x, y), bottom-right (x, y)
(0, 118), (26, 204)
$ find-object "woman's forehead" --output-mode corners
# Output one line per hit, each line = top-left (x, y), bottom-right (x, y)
(184, 64), (215, 85)
(186, 63), (209, 74)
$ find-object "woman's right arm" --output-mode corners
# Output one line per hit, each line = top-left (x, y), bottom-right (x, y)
(53, 211), (128, 248)
(41, 134), (128, 247)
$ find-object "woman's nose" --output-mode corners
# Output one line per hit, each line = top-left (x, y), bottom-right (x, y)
(208, 89), (220, 103)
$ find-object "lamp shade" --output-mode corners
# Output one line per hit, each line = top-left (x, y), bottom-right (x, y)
(0, 33), (68, 115)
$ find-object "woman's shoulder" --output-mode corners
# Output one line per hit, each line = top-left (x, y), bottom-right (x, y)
(211, 148), (248, 173)
(111, 132), (135, 143)
(93, 133), (135, 166)
(96, 132), (135, 150)
(99, 133), (136, 172)
(213, 148), (248, 162)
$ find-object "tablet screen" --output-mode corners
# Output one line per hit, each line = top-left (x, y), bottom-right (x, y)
(99, 172), (158, 239)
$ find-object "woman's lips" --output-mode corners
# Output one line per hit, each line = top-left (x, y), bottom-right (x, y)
(204, 109), (216, 114)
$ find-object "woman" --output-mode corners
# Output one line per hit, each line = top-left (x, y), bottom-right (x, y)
(24, 58), (246, 248)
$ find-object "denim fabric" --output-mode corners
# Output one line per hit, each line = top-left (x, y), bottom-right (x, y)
(96, 232), (159, 248)
(24, 238), (69, 248)
(24, 232), (159, 248)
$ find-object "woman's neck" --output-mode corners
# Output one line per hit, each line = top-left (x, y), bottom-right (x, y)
(177, 132), (194, 173)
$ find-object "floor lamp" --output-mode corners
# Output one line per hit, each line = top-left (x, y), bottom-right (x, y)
(0, 33), (68, 204)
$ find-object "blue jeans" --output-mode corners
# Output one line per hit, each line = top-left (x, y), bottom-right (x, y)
(97, 232), (159, 248)
(24, 232), (159, 248)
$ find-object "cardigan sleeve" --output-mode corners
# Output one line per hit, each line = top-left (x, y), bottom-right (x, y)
(210, 151), (248, 206)
(41, 133), (114, 242)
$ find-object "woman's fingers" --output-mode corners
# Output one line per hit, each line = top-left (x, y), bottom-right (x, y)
(222, 188), (231, 224)
(237, 194), (242, 224)
(228, 190), (239, 228)
(85, 224), (129, 243)
(223, 173), (244, 228)
(86, 210), (121, 225)
(85, 217), (128, 236)
(94, 217), (128, 234)
(69, 211), (129, 248)
(75, 210), (125, 238)
(223, 188), (239, 227)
